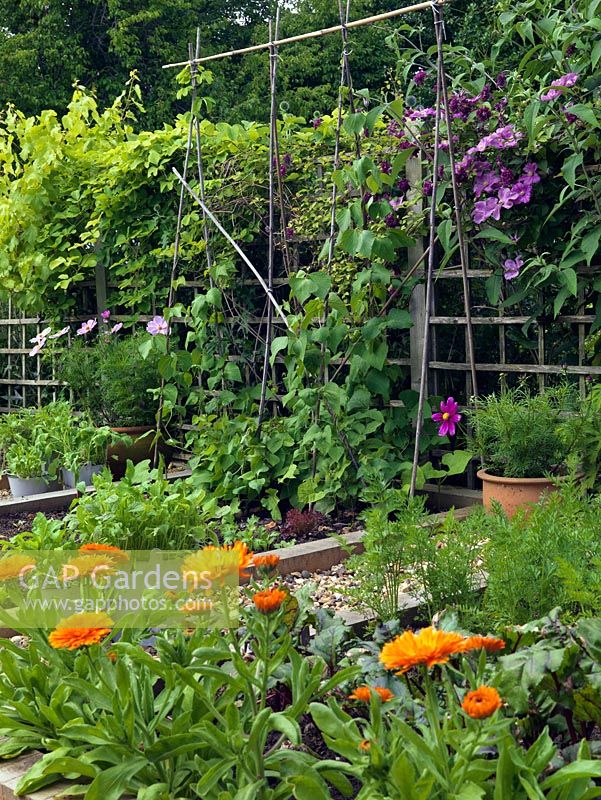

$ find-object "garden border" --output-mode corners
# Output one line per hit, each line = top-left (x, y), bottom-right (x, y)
(0, 505), (474, 797)
(0, 478), (478, 518)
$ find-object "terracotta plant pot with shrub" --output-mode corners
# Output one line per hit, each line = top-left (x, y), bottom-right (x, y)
(468, 385), (583, 516)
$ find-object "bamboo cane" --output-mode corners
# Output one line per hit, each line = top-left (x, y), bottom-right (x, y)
(162, 1), (447, 69)
(437, 21), (478, 399)
(172, 168), (292, 331)
(409, 5), (444, 498)
(258, 13), (280, 431)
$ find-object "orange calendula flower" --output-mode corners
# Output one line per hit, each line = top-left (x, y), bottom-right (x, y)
(79, 543), (129, 561)
(48, 611), (113, 650)
(62, 554), (115, 582)
(253, 554), (280, 571)
(462, 635), (505, 653)
(358, 739), (372, 752)
(462, 686), (503, 719)
(380, 626), (467, 674)
(253, 587), (287, 614)
(231, 541), (254, 579)
(349, 685), (394, 703)
(107, 650), (117, 663)
(0, 554), (35, 581)
(182, 541), (253, 587)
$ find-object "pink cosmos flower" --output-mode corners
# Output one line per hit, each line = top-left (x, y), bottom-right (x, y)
(29, 341), (46, 357)
(503, 255), (523, 280)
(101, 309), (111, 321)
(30, 327), (52, 345)
(48, 326), (70, 339)
(147, 315), (170, 336)
(109, 323), (123, 334)
(77, 319), (97, 336)
(432, 397), (462, 437)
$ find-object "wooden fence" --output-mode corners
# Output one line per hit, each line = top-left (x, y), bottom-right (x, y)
(2, 261), (600, 416)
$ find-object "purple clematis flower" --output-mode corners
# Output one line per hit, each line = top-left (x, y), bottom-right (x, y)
(509, 180), (532, 205)
(312, 117), (322, 128)
(541, 72), (579, 101)
(503, 255), (523, 280)
(414, 69), (428, 85)
(432, 397), (462, 437)
(147, 316), (170, 336)
(77, 319), (97, 336)
(473, 171), (501, 197)
(498, 186), (517, 209)
(473, 196), (501, 224)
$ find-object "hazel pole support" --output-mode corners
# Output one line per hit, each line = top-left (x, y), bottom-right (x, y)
(152, 44), (197, 466)
(162, 1), (446, 69)
(310, 0), (353, 489)
(192, 29), (225, 359)
(435, 5), (478, 399)
(258, 13), (280, 431)
(172, 168), (292, 332)
(408, 11), (444, 499)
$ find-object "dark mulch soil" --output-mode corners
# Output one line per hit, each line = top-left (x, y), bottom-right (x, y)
(299, 714), (362, 799)
(0, 502), (360, 548)
(245, 509), (362, 547)
(0, 510), (67, 541)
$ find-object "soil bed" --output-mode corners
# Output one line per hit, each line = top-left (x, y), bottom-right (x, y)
(0, 510), (67, 541)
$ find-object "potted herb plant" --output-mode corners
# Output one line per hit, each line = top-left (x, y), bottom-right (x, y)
(58, 417), (121, 488)
(0, 406), (64, 497)
(467, 384), (581, 516)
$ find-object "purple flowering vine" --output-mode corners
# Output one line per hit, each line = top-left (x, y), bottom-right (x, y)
(541, 72), (578, 102)
(503, 255), (523, 280)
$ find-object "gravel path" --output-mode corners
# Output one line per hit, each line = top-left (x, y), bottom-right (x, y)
(281, 563), (363, 611)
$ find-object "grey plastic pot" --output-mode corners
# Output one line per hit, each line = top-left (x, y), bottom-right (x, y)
(7, 475), (59, 497)
(61, 464), (103, 488)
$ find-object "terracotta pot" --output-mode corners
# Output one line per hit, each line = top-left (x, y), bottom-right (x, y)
(477, 468), (560, 517)
(107, 426), (173, 479)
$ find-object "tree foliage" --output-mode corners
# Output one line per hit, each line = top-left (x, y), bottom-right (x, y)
(0, 0), (495, 125)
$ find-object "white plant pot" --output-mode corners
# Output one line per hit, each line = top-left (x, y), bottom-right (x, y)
(61, 464), (103, 488)
(7, 475), (58, 497)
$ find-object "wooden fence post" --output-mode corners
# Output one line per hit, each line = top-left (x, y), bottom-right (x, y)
(94, 241), (107, 322)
